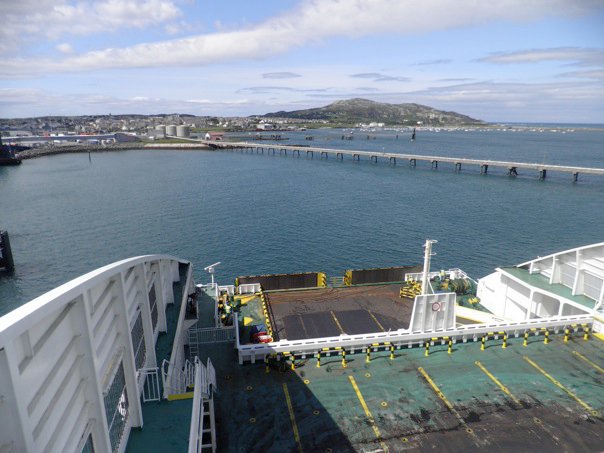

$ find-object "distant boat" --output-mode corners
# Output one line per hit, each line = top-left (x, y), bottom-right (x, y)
(411, 127), (416, 141)
(0, 136), (23, 166)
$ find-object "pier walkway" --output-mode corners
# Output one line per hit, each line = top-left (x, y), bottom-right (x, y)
(199, 139), (604, 181)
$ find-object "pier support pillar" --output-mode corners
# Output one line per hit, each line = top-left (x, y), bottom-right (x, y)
(271, 148), (275, 155)
(307, 150), (313, 158)
(321, 151), (327, 159)
(573, 172), (579, 182)
(409, 158), (416, 167)
(294, 149), (300, 157)
(390, 157), (396, 165)
(481, 164), (488, 174)
(353, 154), (359, 162)
(371, 155), (377, 163)
(431, 160), (438, 169)
(539, 169), (547, 180)
(455, 162), (462, 172)
(337, 152), (343, 160)
(508, 167), (518, 177)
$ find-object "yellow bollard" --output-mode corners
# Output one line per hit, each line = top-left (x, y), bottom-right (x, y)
(564, 328), (569, 343)
(502, 333), (507, 349)
(366, 348), (371, 363)
(544, 329), (550, 345)
(425, 341), (430, 356)
(390, 344), (395, 360)
(584, 326), (590, 341)
(291, 355), (296, 371)
(523, 331), (528, 347)
(481, 335), (486, 351)
(448, 338), (453, 355)
(342, 349), (347, 368)
(316, 351), (321, 368)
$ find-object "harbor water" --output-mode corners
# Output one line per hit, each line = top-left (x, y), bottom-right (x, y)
(1, 127), (603, 316)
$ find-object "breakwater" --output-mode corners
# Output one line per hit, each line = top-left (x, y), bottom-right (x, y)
(16, 142), (210, 160)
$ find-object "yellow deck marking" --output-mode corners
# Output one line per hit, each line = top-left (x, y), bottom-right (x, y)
(282, 383), (303, 453)
(347, 375), (388, 451)
(474, 361), (521, 406)
(330, 311), (346, 334)
(523, 356), (598, 416)
(367, 310), (385, 332)
(418, 367), (480, 442)
(572, 350), (604, 373)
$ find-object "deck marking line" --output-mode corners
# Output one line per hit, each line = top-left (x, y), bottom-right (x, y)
(367, 310), (386, 332)
(417, 367), (479, 442)
(474, 361), (521, 407)
(330, 311), (346, 334)
(572, 350), (604, 373)
(347, 375), (388, 452)
(282, 383), (303, 453)
(523, 356), (598, 416)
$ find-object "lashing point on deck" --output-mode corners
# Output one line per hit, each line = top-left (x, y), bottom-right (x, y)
(523, 331), (529, 347)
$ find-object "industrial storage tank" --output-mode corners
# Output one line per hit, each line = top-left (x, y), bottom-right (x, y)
(166, 125), (177, 136)
(176, 125), (190, 138)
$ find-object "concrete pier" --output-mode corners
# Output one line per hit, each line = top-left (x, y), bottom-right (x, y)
(202, 139), (604, 181)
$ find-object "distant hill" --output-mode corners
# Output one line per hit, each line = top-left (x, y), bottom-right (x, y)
(263, 98), (483, 126)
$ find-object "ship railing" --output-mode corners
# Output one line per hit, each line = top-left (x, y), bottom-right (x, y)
(188, 326), (236, 352)
(406, 268), (476, 283)
(218, 284), (235, 295)
(188, 357), (217, 452)
(164, 263), (196, 398)
(139, 367), (161, 402)
(238, 283), (261, 294)
(235, 313), (596, 363)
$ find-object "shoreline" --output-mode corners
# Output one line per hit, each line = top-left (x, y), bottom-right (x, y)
(16, 142), (211, 160)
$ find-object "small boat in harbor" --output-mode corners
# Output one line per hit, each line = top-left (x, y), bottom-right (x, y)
(0, 136), (23, 165)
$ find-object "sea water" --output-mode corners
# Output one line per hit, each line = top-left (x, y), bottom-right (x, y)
(1, 127), (603, 315)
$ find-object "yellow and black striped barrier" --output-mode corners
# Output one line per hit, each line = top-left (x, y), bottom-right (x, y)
(316, 346), (348, 368)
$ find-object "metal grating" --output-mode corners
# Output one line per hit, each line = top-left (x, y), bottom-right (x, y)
(103, 362), (129, 453)
(149, 285), (158, 331)
(131, 311), (146, 370)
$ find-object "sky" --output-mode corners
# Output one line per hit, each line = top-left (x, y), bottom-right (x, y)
(0, 0), (603, 122)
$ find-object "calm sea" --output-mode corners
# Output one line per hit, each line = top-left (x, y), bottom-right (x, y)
(1, 127), (603, 315)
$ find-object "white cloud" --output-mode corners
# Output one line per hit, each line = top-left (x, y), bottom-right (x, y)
(263, 72), (302, 79)
(0, 0), (182, 55)
(480, 47), (604, 66)
(1, 0), (601, 76)
(0, 87), (254, 117)
(56, 43), (74, 54)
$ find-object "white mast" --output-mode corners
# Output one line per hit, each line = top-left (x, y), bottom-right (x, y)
(421, 239), (437, 295)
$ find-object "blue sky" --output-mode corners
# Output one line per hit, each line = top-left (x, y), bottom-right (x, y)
(0, 0), (603, 122)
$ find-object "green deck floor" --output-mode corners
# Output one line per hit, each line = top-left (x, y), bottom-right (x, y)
(204, 333), (604, 452)
(126, 274), (604, 452)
